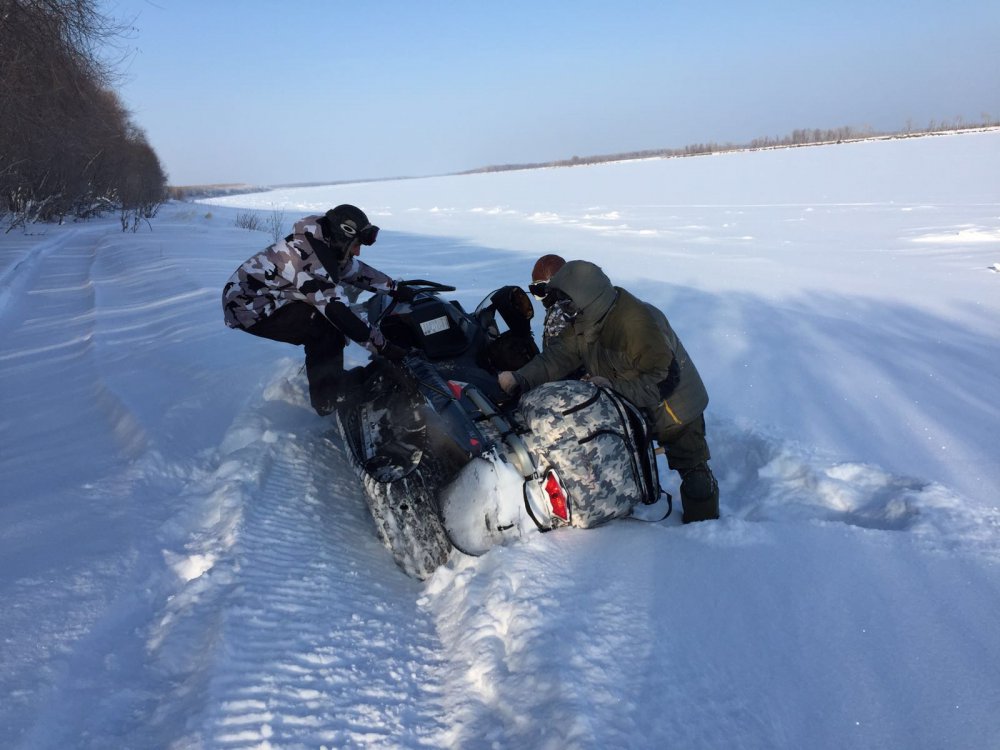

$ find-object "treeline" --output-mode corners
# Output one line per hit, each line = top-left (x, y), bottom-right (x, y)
(1, 0), (167, 231)
(462, 117), (1000, 175)
(166, 184), (267, 201)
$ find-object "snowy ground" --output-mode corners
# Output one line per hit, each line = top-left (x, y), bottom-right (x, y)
(2, 131), (999, 749)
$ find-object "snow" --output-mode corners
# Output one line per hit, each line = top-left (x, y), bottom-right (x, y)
(2, 131), (999, 749)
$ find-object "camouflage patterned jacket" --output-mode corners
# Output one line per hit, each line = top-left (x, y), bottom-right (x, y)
(222, 215), (396, 348)
(541, 304), (571, 347)
(516, 260), (709, 440)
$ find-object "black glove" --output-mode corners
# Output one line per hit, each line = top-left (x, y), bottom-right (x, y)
(390, 283), (418, 303)
(378, 341), (408, 360)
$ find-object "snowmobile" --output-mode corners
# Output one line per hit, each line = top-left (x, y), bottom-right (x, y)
(335, 280), (664, 579)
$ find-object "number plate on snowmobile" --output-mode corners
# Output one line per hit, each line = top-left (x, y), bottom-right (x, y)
(420, 316), (450, 335)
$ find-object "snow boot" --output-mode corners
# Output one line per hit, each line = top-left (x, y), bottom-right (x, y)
(309, 386), (338, 416)
(304, 337), (345, 416)
(679, 463), (719, 524)
(306, 359), (344, 416)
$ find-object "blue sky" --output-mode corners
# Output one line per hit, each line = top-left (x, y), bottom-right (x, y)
(103, 0), (1000, 186)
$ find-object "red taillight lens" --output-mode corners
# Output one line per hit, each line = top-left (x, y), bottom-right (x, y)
(544, 471), (569, 521)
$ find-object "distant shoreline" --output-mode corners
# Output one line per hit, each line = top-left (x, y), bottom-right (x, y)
(169, 124), (1000, 199)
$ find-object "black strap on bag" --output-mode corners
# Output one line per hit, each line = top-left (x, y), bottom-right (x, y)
(627, 492), (673, 522)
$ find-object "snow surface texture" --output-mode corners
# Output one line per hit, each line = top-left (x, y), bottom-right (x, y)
(2, 132), (999, 749)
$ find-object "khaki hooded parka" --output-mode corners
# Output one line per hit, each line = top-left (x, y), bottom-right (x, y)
(515, 260), (709, 442)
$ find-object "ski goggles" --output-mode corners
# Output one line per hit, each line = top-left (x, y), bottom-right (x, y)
(528, 281), (549, 299)
(339, 222), (380, 246)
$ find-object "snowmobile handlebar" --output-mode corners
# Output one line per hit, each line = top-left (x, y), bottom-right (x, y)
(395, 279), (457, 293)
(370, 279), (457, 323)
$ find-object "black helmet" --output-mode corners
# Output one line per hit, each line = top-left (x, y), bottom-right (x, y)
(319, 204), (379, 257)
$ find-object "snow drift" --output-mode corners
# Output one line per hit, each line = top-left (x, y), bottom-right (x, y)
(1, 131), (999, 749)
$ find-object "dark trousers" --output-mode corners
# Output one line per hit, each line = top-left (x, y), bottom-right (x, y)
(657, 414), (711, 472)
(657, 414), (719, 522)
(244, 303), (346, 410)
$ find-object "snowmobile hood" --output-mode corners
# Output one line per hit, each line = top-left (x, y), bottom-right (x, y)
(548, 260), (617, 328)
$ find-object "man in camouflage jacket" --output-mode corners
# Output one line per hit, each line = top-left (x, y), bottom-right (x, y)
(500, 260), (719, 523)
(223, 204), (410, 415)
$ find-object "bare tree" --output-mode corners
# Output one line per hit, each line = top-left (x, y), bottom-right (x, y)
(267, 205), (286, 244)
(1, 0), (166, 230)
(234, 210), (264, 232)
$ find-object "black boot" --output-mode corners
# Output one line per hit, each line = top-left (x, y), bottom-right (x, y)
(308, 376), (340, 416)
(679, 463), (719, 523)
(304, 340), (345, 417)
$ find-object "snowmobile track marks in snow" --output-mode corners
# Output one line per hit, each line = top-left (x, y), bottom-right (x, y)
(359, 462), (453, 581)
(179, 408), (448, 748)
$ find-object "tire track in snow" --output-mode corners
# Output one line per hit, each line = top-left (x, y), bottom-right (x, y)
(0, 222), (164, 747)
(0, 226), (94, 320)
(149, 369), (449, 749)
(0, 224), (149, 486)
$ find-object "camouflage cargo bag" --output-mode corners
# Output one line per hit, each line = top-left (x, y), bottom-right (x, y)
(516, 380), (660, 528)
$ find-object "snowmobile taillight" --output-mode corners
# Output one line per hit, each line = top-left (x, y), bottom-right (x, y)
(544, 470), (569, 522)
(447, 380), (466, 400)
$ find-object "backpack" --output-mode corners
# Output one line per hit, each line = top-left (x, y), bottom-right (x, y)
(516, 380), (660, 528)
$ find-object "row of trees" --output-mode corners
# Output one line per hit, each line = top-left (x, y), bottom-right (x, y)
(1, 0), (167, 231)
(746, 117), (999, 149)
(464, 116), (1000, 175)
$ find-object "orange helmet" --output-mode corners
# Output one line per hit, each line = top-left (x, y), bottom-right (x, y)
(529, 254), (566, 299)
(531, 254), (566, 283)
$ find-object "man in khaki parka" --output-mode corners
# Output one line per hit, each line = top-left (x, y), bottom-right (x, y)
(499, 260), (719, 523)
